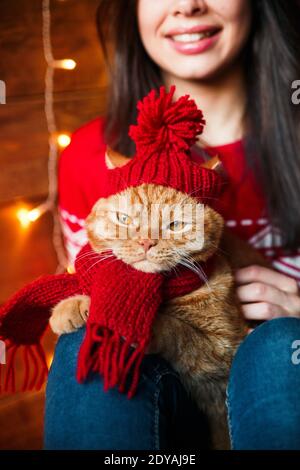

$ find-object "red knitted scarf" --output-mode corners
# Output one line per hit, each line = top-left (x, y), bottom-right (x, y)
(0, 242), (215, 397)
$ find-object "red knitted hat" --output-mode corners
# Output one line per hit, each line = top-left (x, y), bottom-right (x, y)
(102, 85), (223, 201)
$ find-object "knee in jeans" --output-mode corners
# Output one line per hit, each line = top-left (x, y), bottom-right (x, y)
(235, 317), (300, 359)
(227, 317), (300, 390)
(258, 317), (300, 342)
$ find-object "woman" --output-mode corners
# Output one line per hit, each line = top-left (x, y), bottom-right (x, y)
(44, 0), (300, 449)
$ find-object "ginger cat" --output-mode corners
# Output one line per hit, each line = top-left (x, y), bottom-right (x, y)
(50, 149), (270, 448)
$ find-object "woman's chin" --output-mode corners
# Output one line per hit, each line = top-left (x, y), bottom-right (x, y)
(160, 51), (227, 82)
(164, 63), (222, 82)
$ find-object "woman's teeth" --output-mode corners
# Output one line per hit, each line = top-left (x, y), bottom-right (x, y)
(171, 31), (215, 43)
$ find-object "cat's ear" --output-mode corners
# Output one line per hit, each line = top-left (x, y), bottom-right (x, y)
(105, 146), (130, 169)
(200, 155), (227, 181)
(200, 155), (222, 173)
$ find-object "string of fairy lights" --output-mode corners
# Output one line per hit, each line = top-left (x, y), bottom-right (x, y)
(16, 0), (76, 273)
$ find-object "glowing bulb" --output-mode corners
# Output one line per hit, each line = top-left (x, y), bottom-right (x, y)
(28, 208), (41, 222)
(57, 134), (71, 148)
(16, 205), (47, 228)
(17, 209), (31, 228)
(67, 265), (75, 274)
(54, 59), (77, 70)
(62, 59), (76, 70)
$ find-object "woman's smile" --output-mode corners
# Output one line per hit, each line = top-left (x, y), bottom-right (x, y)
(165, 26), (222, 55)
(137, 0), (252, 80)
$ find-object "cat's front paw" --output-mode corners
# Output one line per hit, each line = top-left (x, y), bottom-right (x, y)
(49, 295), (90, 335)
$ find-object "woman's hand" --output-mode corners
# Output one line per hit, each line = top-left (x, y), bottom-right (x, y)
(234, 265), (300, 322)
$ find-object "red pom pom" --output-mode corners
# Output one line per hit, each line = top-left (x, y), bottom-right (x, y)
(129, 85), (205, 156)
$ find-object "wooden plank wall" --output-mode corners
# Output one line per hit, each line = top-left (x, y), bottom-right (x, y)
(0, 0), (109, 449)
(0, 0), (108, 203)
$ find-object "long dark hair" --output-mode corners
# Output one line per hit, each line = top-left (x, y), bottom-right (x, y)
(96, 0), (300, 248)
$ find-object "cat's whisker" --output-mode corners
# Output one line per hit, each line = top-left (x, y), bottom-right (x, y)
(86, 256), (119, 273)
(179, 257), (202, 276)
(77, 255), (113, 270)
(175, 249), (212, 292)
(178, 258), (201, 277)
(162, 258), (181, 277)
(86, 254), (115, 272)
(179, 258), (212, 293)
(181, 252), (208, 273)
(75, 253), (101, 263)
(170, 264), (181, 278)
(76, 252), (114, 269)
(76, 249), (113, 262)
(86, 257), (116, 273)
(75, 250), (99, 261)
(194, 265), (212, 293)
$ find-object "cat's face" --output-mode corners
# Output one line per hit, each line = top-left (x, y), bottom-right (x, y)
(86, 183), (223, 273)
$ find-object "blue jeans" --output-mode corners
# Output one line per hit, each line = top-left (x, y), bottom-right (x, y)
(44, 327), (210, 450)
(44, 317), (300, 450)
(227, 317), (300, 449)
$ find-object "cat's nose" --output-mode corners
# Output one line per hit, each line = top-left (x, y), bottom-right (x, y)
(138, 239), (156, 252)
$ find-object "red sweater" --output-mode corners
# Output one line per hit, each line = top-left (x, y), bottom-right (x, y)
(58, 117), (300, 284)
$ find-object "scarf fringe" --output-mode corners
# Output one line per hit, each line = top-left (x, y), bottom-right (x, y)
(77, 324), (148, 399)
(0, 339), (48, 393)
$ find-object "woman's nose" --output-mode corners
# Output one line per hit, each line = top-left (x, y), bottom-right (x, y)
(171, 0), (207, 17)
(138, 239), (157, 252)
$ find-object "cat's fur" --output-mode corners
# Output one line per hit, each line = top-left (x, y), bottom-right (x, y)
(50, 151), (270, 448)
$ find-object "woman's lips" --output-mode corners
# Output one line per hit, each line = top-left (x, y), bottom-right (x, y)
(166, 29), (221, 55)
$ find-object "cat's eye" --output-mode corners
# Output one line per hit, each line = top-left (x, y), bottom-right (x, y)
(116, 212), (132, 226)
(168, 221), (187, 232)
